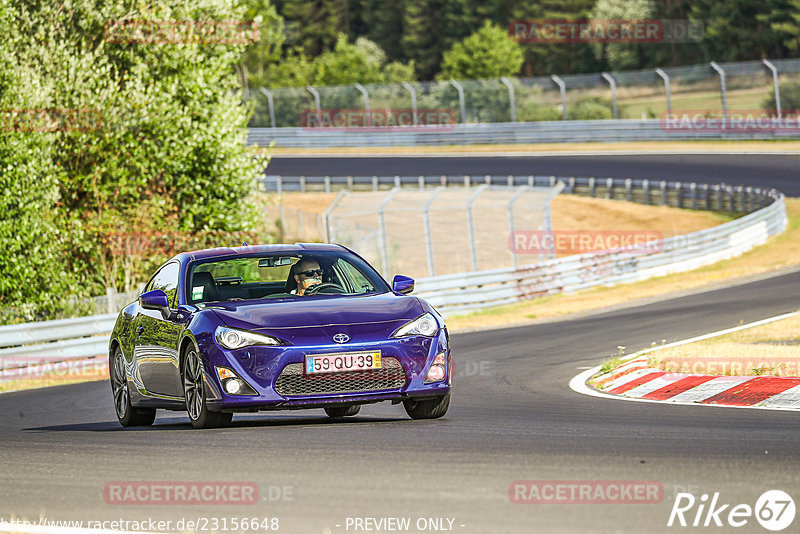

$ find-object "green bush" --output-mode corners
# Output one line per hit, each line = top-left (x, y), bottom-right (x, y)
(762, 81), (800, 114)
(568, 97), (614, 120)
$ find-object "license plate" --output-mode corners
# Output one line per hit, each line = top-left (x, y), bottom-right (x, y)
(304, 351), (382, 375)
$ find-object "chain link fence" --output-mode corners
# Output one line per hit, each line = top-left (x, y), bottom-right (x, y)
(248, 58), (800, 128)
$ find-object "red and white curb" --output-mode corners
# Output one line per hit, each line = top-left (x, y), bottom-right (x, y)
(569, 311), (800, 412)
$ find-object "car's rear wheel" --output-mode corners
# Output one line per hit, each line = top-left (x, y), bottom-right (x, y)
(110, 348), (155, 427)
(403, 393), (450, 420)
(183, 347), (233, 429)
(324, 405), (361, 418)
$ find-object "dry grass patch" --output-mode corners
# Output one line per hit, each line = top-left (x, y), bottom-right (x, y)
(648, 312), (800, 377)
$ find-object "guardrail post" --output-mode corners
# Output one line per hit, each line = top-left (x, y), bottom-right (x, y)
(551, 75), (567, 120)
(299, 176), (306, 193)
(377, 188), (401, 275)
(423, 187), (444, 276)
(601, 72), (619, 119)
(762, 59), (781, 119)
(466, 185), (488, 271)
(655, 68), (671, 117)
(106, 287), (115, 314)
(371, 175), (378, 191)
(625, 178), (632, 202)
(643, 179), (650, 204)
(606, 177), (614, 199)
(346, 176), (353, 191)
(737, 186), (745, 212)
(401, 82), (419, 126)
(690, 182), (697, 209)
(394, 175), (401, 188)
(714, 184), (722, 211)
(660, 180), (667, 206)
(549, 176), (556, 187)
(588, 177), (596, 197)
(449, 80), (467, 124)
(259, 88), (276, 128)
(500, 77), (516, 123)
(306, 86), (322, 126)
(508, 186), (528, 267)
(324, 175), (331, 193)
(276, 175), (283, 195)
(675, 182), (682, 208)
(440, 175), (447, 187)
(418, 176), (425, 190)
(710, 62), (728, 126)
(507, 175), (514, 187)
(528, 175), (534, 187)
(485, 175), (492, 186)
(746, 186), (753, 212)
(354, 83), (370, 127)
(464, 175), (471, 188)
(568, 177), (576, 191)
(704, 184), (711, 210)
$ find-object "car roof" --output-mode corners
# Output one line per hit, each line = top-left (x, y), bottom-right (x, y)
(173, 243), (347, 263)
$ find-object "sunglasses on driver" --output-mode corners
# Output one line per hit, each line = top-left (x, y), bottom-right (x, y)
(297, 268), (323, 278)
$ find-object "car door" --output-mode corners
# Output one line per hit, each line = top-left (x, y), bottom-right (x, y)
(133, 261), (184, 398)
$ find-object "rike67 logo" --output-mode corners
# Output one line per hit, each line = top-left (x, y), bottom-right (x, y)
(668, 490), (795, 531)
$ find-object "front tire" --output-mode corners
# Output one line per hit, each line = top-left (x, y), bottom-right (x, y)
(324, 405), (360, 418)
(403, 393), (450, 420)
(110, 348), (155, 427)
(183, 347), (233, 429)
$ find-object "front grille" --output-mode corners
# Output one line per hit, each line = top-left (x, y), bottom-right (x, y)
(274, 357), (407, 397)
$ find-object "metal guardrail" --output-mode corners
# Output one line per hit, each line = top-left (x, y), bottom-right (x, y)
(0, 177), (786, 361)
(249, 119), (800, 148)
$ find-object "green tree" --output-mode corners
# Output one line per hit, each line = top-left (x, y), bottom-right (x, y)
(438, 21), (524, 80)
(590, 0), (655, 71)
(3, 0), (267, 305)
(313, 34), (414, 85)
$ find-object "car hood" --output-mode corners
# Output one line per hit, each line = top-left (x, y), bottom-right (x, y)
(208, 292), (423, 331)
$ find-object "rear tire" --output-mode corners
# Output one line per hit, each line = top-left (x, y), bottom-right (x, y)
(324, 405), (361, 418)
(183, 346), (233, 429)
(110, 348), (156, 427)
(403, 393), (450, 420)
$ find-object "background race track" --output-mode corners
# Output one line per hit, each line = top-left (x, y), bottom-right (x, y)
(1, 155), (799, 534)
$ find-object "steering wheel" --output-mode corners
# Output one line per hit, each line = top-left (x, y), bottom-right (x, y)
(303, 282), (346, 295)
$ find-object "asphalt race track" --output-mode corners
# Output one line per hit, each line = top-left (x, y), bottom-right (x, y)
(267, 154), (800, 196)
(2, 155), (800, 534)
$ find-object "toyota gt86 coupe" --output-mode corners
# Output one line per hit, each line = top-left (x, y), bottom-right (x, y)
(108, 244), (451, 428)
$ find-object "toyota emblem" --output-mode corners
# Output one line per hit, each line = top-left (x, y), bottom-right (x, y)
(333, 333), (350, 344)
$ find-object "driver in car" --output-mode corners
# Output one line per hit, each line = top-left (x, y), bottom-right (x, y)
(290, 259), (323, 295)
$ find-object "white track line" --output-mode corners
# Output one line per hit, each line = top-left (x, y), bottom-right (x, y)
(569, 311), (800, 412)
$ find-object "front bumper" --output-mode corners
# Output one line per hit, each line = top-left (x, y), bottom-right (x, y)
(198, 330), (451, 411)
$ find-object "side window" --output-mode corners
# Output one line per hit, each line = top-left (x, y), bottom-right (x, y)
(336, 259), (375, 293)
(149, 262), (180, 308)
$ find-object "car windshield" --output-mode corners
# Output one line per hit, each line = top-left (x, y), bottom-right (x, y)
(185, 250), (389, 304)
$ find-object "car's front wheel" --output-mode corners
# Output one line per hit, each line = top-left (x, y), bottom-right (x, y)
(403, 393), (450, 420)
(110, 348), (155, 427)
(183, 346), (233, 429)
(324, 405), (361, 418)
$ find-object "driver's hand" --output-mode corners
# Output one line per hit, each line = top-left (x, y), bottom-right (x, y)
(301, 276), (322, 292)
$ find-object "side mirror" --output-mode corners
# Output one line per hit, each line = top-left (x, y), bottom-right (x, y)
(392, 275), (415, 295)
(140, 289), (170, 315)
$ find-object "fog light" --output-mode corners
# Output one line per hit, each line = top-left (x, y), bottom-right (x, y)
(224, 379), (242, 394)
(424, 352), (448, 383)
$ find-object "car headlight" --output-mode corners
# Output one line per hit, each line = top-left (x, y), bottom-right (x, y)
(215, 326), (282, 349)
(392, 313), (439, 338)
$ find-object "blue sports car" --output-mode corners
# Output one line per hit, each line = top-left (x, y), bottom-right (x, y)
(108, 244), (451, 428)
